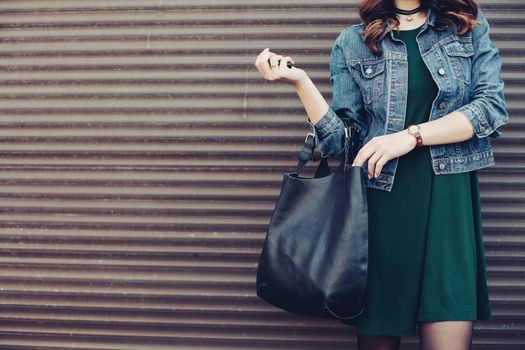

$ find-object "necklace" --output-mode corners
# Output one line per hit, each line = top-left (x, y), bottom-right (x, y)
(395, 5), (423, 22)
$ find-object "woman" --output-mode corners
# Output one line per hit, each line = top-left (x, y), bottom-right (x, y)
(255, 0), (509, 349)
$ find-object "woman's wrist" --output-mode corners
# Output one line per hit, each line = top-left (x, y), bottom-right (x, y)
(293, 71), (310, 90)
(402, 129), (418, 150)
(292, 73), (330, 127)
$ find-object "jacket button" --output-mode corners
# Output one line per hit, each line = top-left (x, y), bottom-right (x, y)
(438, 68), (445, 75)
(438, 163), (446, 170)
(438, 101), (446, 109)
(479, 125), (485, 132)
(365, 67), (372, 75)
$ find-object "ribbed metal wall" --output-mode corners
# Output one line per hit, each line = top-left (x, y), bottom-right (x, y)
(0, 1), (522, 349)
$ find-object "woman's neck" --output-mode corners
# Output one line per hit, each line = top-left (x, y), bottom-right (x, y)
(394, 0), (426, 31)
(394, 0), (422, 11)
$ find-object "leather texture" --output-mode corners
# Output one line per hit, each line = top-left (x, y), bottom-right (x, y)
(256, 123), (368, 320)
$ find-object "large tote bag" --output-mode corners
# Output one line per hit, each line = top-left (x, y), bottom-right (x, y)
(256, 123), (368, 320)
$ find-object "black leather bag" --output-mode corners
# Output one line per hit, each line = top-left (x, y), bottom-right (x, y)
(256, 122), (368, 320)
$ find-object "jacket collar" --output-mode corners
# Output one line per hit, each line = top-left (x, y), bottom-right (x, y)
(426, 7), (437, 27)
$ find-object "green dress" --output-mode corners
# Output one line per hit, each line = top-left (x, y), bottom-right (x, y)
(340, 25), (492, 336)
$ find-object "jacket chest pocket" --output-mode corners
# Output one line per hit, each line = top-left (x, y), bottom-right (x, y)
(442, 38), (474, 84)
(348, 59), (386, 105)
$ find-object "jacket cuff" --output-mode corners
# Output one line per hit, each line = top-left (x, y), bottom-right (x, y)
(456, 103), (503, 139)
(306, 108), (345, 159)
(308, 107), (340, 138)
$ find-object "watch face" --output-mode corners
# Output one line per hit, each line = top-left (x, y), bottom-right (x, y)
(408, 125), (420, 133)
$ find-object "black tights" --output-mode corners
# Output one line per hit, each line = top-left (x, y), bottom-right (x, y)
(356, 321), (474, 350)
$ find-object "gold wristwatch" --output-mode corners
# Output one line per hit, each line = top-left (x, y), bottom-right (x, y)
(406, 124), (423, 147)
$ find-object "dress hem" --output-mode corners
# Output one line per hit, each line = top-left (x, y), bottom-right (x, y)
(346, 308), (491, 337)
(418, 308), (479, 321)
(353, 324), (417, 337)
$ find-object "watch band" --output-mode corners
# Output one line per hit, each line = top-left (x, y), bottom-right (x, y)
(407, 124), (423, 147)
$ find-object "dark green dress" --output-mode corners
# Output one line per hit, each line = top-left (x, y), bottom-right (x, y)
(340, 25), (492, 336)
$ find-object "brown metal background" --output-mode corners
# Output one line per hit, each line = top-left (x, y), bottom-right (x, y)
(0, 1), (522, 349)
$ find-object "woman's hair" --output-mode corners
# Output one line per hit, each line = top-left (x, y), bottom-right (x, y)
(359, 0), (481, 56)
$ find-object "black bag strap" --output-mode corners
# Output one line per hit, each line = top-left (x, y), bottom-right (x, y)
(294, 122), (360, 175)
(295, 133), (316, 174)
(343, 125), (359, 166)
(341, 117), (360, 164)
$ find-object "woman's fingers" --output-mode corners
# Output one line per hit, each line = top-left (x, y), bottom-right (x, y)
(255, 48), (302, 84)
(269, 55), (284, 71)
(254, 48), (269, 67)
(374, 155), (388, 178)
(367, 151), (390, 178)
(255, 49), (286, 80)
(352, 134), (405, 178)
(352, 139), (388, 178)
(352, 143), (375, 167)
(255, 48), (273, 76)
(279, 56), (294, 71)
(366, 151), (382, 178)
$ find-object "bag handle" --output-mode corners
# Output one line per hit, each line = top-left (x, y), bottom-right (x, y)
(294, 123), (359, 175)
(294, 132), (317, 174)
(343, 124), (359, 164)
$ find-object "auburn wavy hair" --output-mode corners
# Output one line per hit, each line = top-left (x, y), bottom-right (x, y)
(359, 0), (482, 56)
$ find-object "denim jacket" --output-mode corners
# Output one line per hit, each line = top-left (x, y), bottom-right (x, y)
(308, 7), (509, 192)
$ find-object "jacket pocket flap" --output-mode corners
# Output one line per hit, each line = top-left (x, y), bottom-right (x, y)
(443, 39), (474, 57)
(348, 59), (386, 79)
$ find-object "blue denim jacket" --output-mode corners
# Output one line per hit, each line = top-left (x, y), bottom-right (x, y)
(309, 7), (509, 192)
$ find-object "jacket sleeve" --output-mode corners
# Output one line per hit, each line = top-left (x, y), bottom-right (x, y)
(455, 8), (509, 139)
(307, 28), (368, 160)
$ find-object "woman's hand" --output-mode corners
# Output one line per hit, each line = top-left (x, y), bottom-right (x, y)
(352, 130), (417, 179)
(255, 48), (330, 127)
(254, 48), (307, 86)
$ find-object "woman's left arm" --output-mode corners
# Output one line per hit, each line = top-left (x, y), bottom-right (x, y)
(352, 112), (474, 179)
(354, 8), (509, 179)
(454, 8), (509, 139)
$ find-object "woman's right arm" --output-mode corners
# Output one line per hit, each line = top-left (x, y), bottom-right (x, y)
(254, 31), (368, 160)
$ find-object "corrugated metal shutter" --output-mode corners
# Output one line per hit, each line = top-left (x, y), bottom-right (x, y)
(0, 1), (522, 349)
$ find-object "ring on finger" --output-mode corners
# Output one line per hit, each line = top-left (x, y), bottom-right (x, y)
(267, 58), (278, 67)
